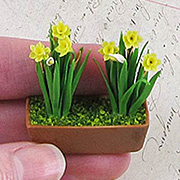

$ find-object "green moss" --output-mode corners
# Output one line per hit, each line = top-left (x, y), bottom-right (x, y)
(29, 96), (146, 126)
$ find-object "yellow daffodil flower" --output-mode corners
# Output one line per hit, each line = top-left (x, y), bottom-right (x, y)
(29, 42), (50, 62)
(46, 57), (54, 66)
(98, 41), (119, 61)
(142, 53), (161, 71)
(55, 36), (73, 57)
(123, 31), (143, 49)
(52, 21), (71, 39)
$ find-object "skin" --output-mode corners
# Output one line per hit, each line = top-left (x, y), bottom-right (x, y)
(0, 37), (131, 180)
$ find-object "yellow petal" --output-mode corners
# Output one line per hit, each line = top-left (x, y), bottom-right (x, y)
(151, 53), (157, 58)
(109, 41), (115, 47)
(104, 55), (109, 61)
(57, 21), (63, 27)
(134, 42), (138, 48)
(45, 47), (50, 54)
(157, 59), (161, 65)
(115, 47), (119, 53)
(52, 26), (59, 37)
(55, 46), (61, 53)
(102, 41), (108, 47)
(152, 66), (157, 71)
(37, 42), (44, 48)
(44, 54), (49, 60)
(65, 25), (71, 36)
(35, 56), (43, 62)
(137, 35), (143, 43)
(60, 50), (68, 57)
(30, 45), (35, 51)
(98, 48), (104, 54)
(29, 52), (36, 59)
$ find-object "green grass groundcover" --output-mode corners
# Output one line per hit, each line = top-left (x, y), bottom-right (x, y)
(29, 96), (146, 126)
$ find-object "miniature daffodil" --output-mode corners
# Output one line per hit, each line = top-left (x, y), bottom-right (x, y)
(29, 42), (50, 62)
(123, 31), (142, 49)
(46, 57), (54, 66)
(52, 21), (71, 39)
(55, 36), (73, 57)
(109, 54), (126, 63)
(142, 53), (161, 71)
(98, 41), (119, 61)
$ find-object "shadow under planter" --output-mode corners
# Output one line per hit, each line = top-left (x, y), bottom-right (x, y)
(26, 98), (149, 154)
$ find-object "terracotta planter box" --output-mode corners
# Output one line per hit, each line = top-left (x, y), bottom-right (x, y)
(26, 98), (149, 154)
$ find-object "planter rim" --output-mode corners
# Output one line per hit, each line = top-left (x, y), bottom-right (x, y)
(26, 97), (149, 129)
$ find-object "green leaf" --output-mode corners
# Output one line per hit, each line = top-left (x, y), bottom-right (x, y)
(105, 60), (110, 80)
(49, 24), (57, 52)
(52, 61), (60, 116)
(61, 55), (71, 91)
(72, 50), (91, 94)
(74, 48), (84, 76)
(59, 55), (71, 116)
(119, 79), (149, 115)
(129, 71), (161, 115)
(119, 31), (125, 56)
(131, 65), (145, 104)
(44, 65), (53, 105)
(139, 71), (148, 95)
(63, 59), (76, 116)
(118, 60), (128, 112)
(128, 48), (138, 88)
(136, 41), (149, 66)
(110, 61), (117, 99)
(36, 63), (52, 114)
(93, 58), (118, 114)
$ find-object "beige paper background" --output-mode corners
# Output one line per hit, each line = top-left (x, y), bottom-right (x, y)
(0, 0), (180, 179)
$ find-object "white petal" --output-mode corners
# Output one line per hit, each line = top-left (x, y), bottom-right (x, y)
(46, 57), (54, 66)
(109, 54), (126, 63)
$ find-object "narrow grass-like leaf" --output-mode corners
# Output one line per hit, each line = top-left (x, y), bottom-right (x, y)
(105, 60), (110, 80)
(59, 55), (71, 115)
(72, 50), (91, 94)
(44, 65), (53, 107)
(129, 71), (161, 115)
(136, 41), (149, 66)
(119, 31), (125, 56)
(52, 61), (60, 116)
(128, 48), (138, 88)
(130, 65), (145, 105)
(118, 60), (127, 112)
(49, 24), (54, 51)
(135, 65), (145, 97)
(139, 71), (148, 95)
(74, 48), (84, 76)
(36, 63), (51, 114)
(120, 79), (148, 115)
(63, 59), (76, 116)
(61, 55), (71, 91)
(93, 58), (118, 114)
(110, 61), (117, 99)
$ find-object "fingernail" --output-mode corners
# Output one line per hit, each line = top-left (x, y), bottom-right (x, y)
(14, 144), (66, 180)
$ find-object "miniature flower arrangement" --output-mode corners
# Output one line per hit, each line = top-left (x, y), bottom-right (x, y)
(29, 21), (91, 118)
(94, 31), (161, 117)
(26, 21), (161, 154)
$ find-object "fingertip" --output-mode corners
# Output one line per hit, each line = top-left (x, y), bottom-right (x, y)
(63, 154), (131, 180)
(14, 143), (66, 180)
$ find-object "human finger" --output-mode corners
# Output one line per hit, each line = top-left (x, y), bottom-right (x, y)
(62, 154), (131, 180)
(0, 142), (66, 180)
(0, 99), (29, 144)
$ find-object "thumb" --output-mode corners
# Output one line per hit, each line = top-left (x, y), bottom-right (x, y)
(0, 142), (66, 180)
